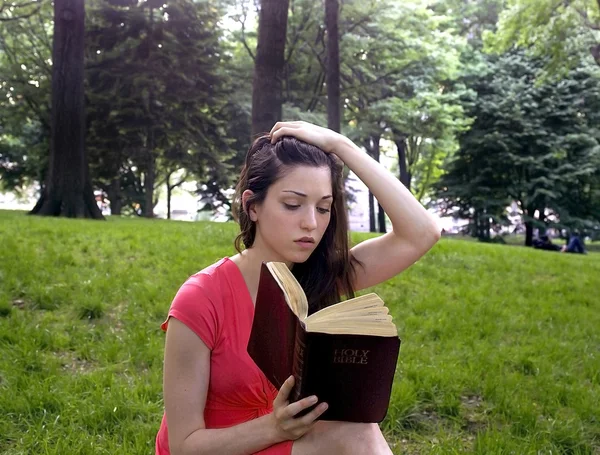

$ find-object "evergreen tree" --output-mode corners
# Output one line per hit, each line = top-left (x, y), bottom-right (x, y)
(85, 0), (232, 216)
(437, 51), (600, 243)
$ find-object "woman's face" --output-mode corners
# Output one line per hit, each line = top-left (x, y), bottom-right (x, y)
(250, 165), (333, 265)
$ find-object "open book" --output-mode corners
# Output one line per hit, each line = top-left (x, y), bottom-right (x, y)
(247, 262), (401, 423)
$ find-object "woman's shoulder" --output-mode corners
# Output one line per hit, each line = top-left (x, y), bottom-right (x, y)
(163, 258), (234, 341)
(180, 257), (236, 296)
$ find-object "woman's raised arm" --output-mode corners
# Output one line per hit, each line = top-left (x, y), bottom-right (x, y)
(270, 121), (441, 291)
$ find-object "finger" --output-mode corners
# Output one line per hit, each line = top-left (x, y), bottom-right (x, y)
(283, 395), (318, 418)
(296, 402), (329, 425)
(273, 376), (295, 408)
(269, 121), (302, 137)
(271, 126), (304, 144)
(269, 122), (283, 136)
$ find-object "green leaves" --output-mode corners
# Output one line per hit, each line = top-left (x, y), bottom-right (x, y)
(437, 50), (600, 239)
(83, 0), (236, 215)
(488, 0), (600, 76)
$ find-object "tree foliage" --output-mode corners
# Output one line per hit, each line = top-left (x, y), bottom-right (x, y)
(1, 0), (599, 237)
(488, 0), (600, 75)
(85, 0), (234, 216)
(437, 51), (600, 243)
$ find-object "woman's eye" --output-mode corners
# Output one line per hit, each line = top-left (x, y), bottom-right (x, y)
(317, 207), (331, 214)
(284, 203), (300, 210)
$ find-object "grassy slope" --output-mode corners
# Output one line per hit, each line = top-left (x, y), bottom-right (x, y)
(0, 210), (598, 454)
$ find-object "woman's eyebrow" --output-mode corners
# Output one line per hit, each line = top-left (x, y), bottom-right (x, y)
(282, 190), (333, 200)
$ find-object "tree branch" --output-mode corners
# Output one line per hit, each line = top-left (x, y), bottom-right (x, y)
(573, 5), (600, 31)
(306, 38), (326, 71)
(171, 173), (188, 189)
(341, 69), (404, 94)
(0, 0), (42, 21)
(235, 2), (255, 61)
(344, 16), (371, 35)
(35, 10), (52, 52)
(285, 4), (313, 64)
(1, 0), (41, 10)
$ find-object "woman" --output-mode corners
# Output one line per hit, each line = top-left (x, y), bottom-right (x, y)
(157, 121), (441, 455)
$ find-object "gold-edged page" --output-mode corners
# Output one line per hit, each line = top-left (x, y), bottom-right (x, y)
(325, 306), (390, 318)
(307, 314), (394, 331)
(306, 293), (384, 323)
(327, 313), (393, 324)
(267, 262), (309, 321)
(308, 307), (390, 325)
(305, 322), (398, 337)
(266, 263), (298, 318)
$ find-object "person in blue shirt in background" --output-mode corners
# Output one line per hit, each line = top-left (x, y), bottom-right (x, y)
(561, 231), (587, 254)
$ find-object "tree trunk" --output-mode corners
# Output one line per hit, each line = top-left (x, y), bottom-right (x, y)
(536, 207), (547, 236)
(251, 0), (290, 137)
(525, 221), (534, 246)
(590, 43), (600, 67)
(371, 134), (386, 233)
(143, 6), (156, 219)
(481, 211), (490, 241)
(144, 147), (155, 218)
(394, 133), (410, 191)
(166, 172), (172, 220)
(325, 0), (340, 133)
(471, 209), (479, 238)
(377, 203), (386, 233)
(368, 191), (376, 233)
(522, 204), (539, 246)
(30, 0), (103, 219)
(107, 176), (122, 215)
(364, 134), (382, 233)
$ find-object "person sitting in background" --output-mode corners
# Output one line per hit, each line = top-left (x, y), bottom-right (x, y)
(561, 233), (586, 254)
(532, 234), (561, 251)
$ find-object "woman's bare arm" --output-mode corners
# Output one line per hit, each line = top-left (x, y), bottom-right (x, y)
(269, 121), (441, 291)
(164, 317), (327, 455)
(334, 137), (441, 290)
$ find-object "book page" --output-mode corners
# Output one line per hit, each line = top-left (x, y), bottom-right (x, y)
(305, 322), (398, 337)
(264, 263), (398, 337)
(310, 313), (393, 325)
(266, 262), (309, 321)
(305, 293), (385, 323)
(308, 307), (390, 325)
(305, 292), (398, 337)
(313, 305), (389, 319)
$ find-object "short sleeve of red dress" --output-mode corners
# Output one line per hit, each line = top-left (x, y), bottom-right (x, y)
(160, 281), (220, 350)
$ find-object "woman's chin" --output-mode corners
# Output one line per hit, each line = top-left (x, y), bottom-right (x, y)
(285, 251), (313, 265)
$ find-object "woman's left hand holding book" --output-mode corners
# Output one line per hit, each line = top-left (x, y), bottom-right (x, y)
(267, 375), (329, 443)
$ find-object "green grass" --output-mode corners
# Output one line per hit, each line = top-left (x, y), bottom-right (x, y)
(445, 233), (600, 253)
(1, 209), (599, 454)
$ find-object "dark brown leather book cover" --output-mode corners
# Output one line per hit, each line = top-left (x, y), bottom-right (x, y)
(298, 329), (400, 423)
(247, 263), (298, 390)
(247, 262), (401, 423)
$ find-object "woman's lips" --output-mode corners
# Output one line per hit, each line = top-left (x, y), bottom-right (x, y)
(295, 238), (315, 248)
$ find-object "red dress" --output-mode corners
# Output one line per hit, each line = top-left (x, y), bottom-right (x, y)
(156, 257), (294, 455)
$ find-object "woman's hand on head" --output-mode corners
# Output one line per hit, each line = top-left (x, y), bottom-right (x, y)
(268, 375), (329, 443)
(269, 121), (349, 155)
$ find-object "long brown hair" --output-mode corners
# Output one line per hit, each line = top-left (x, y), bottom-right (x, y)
(233, 135), (357, 313)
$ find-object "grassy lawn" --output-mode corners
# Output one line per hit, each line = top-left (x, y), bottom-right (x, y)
(445, 233), (600, 254)
(1, 209), (599, 454)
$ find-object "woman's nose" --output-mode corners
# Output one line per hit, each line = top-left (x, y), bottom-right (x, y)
(300, 208), (318, 230)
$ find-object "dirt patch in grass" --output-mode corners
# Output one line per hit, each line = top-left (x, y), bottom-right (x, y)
(103, 301), (127, 333)
(461, 394), (487, 432)
(12, 298), (28, 309)
(56, 352), (95, 374)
